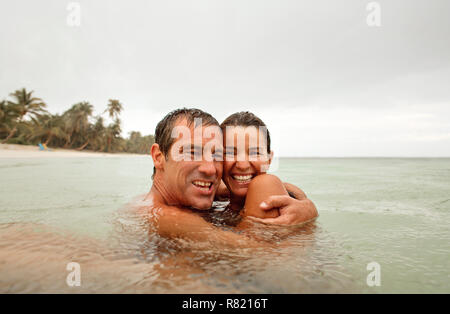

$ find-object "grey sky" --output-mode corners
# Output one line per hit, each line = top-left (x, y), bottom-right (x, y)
(1, 0), (449, 156)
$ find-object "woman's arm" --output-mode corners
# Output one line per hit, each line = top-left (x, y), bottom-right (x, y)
(249, 179), (318, 225)
(284, 182), (307, 200)
(242, 174), (286, 219)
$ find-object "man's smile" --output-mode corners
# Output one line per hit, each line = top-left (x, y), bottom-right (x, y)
(192, 180), (214, 194)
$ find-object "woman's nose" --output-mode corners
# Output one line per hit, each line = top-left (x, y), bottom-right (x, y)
(235, 160), (251, 171)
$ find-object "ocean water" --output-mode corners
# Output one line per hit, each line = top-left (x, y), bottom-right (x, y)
(0, 157), (449, 293)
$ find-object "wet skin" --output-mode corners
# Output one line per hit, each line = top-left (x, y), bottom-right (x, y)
(221, 125), (318, 223)
(222, 126), (286, 218)
(151, 118), (223, 210)
(144, 118), (318, 247)
(243, 174), (286, 218)
(145, 118), (289, 248)
(222, 126), (274, 210)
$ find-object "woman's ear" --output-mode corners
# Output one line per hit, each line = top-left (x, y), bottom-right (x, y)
(151, 143), (165, 171)
(260, 151), (273, 173)
(269, 151), (274, 164)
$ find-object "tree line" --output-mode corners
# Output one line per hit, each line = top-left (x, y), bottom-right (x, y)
(0, 88), (154, 154)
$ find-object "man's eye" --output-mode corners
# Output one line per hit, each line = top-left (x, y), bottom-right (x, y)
(184, 150), (200, 157)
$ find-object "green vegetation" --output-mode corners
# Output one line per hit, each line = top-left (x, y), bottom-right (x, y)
(0, 88), (154, 154)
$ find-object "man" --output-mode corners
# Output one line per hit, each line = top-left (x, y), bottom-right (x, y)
(142, 108), (317, 247)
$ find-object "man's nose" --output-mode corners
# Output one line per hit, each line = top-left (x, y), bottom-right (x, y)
(198, 161), (217, 177)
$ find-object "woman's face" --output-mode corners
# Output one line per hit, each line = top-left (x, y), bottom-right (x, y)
(222, 126), (272, 199)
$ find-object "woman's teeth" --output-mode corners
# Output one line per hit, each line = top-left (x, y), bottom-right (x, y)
(233, 174), (253, 182)
(193, 181), (212, 189)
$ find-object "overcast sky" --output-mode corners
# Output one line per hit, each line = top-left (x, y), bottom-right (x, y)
(1, 0), (449, 156)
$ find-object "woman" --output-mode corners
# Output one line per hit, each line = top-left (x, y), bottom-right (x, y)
(216, 111), (317, 222)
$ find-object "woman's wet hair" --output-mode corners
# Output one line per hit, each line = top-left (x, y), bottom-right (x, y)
(220, 111), (271, 154)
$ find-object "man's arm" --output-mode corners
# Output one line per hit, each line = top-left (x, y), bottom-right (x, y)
(214, 180), (318, 226)
(253, 182), (318, 225)
(149, 205), (271, 249)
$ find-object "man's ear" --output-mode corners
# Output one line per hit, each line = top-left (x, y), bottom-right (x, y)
(151, 143), (165, 171)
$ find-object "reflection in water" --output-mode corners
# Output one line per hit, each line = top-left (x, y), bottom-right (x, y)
(0, 197), (360, 293)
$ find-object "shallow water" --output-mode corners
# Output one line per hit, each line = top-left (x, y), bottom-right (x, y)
(0, 157), (449, 293)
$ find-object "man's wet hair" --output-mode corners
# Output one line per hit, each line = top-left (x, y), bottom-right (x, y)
(220, 111), (271, 153)
(152, 108), (220, 178)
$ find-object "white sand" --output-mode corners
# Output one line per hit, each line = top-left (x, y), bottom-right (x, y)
(0, 143), (146, 158)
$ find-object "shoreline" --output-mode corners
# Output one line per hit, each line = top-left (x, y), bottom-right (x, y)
(0, 143), (147, 158)
(2, 143), (448, 159)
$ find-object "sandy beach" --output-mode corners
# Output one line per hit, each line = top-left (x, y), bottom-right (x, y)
(0, 143), (146, 158)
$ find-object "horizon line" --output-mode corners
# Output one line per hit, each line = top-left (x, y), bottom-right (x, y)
(277, 156), (450, 158)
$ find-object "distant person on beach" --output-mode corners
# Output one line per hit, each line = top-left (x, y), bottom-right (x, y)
(141, 108), (317, 247)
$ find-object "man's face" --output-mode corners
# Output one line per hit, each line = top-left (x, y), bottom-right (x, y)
(161, 119), (223, 210)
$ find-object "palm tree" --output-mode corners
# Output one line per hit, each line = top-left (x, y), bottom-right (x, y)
(0, 100), (8, 136)
(102, 100), (123, 152)
(90, 116), (106, 151)
(30, 114), (67, 146)
(0, 100), (5, 121)
(75, 115), (105, 151)
(1, 88), (47, 143)
(2, 88), (156, 154)
(0, 100), (16, 140)
(63, 102), (93, 148)
(105, 99), (123, 120)
(126, 131), (154, 154)
(105, 118), (122, 152)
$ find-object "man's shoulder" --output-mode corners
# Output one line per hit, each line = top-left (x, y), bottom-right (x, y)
(147, 203), (208, 227)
